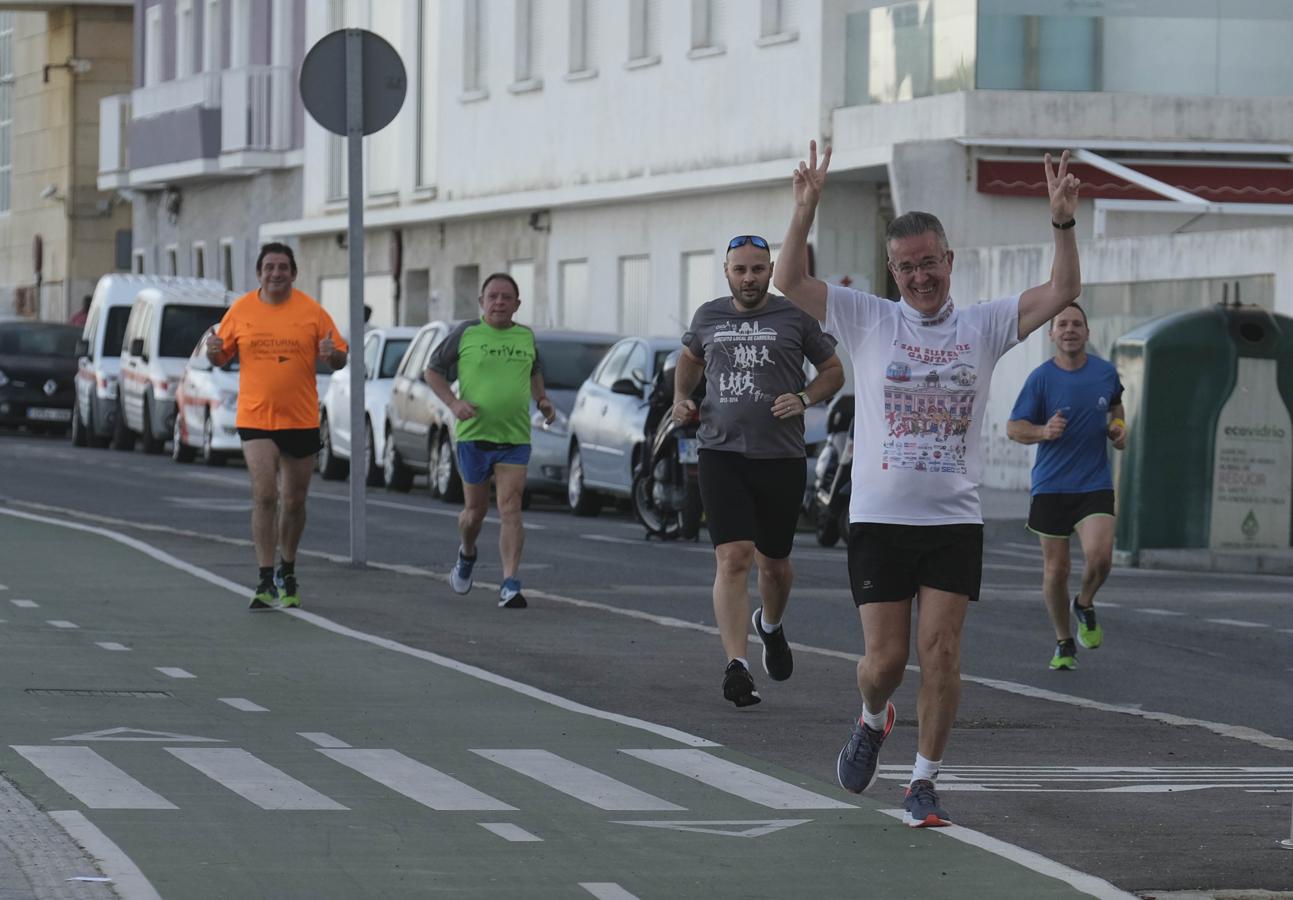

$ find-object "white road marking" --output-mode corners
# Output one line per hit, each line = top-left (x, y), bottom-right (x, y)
(312, 491), (546, 530)
(319, 748), (515, 810)
(298, 732), (351, 748)
(473, 749), (684, 811)
(875, 765), (1293, 792)
(167, 748), (346, 810)
(580, 884), (641, 900)
(95, 641), (130, 651)
(162, 497), (253, 512)
(50, 810), (164, 900)
(1138, 608), (1184, 617)
(155, 667), (195, 679)
(623, 750), (854, 810)
(54, 727), (223, 743)
(47, 620), (79, 629)
(479, 822), (543, 842)
(581, 534), (713, 555)
(0, 583), (7, 589)
(984, 547), (1045, 561)
(11, 599), (38, 608)
(219, 697), (269, 712)
(877, 809), (1139, 899)
(12, 746), (176, 809)
(613, 819), (810, 838)
(1205, 618), (1267, 629)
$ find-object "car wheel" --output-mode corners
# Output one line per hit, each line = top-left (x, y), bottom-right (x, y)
(85, 399), (108, 449)
(567, 445), (601, 517)
(364, 420), (384, 487)
(171, 410), (195, 463)
(201, 414), (227, 467)
(434, 431), (463, 503)
(383, 428), (413, 492)
(140, 395), (164, 454)
(317, 412), (349, 480)
(70, 397), (87, 446)
(110, 399), (135, 451)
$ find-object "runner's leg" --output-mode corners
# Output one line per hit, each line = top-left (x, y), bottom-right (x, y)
(242, 439), (281, 568)
(857, 598), (912, 717)
(714, 540), (756, 662)
(1040, 536), (1073, 641)
(913, 587), (969, 761)
(754, 551), (792, 626)
(277, 453), (316, 561)
(1074, 514), (1114, 608)
(459, 478), (490, 558)
(494, 463), (527, 580)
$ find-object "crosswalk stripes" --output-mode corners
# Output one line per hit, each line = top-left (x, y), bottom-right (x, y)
(167, 748), (347, 810)
(623, 749), (855, 810)
(317, 748), (516, 811)
(472, 749), (684, 811)
(12, 746), (176, 810)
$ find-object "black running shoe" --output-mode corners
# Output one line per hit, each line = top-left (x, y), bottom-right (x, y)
(722, 659), (761, 708)
(751, 607), (793, 681)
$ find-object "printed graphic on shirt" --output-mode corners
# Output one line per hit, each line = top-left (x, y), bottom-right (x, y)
(881, 339), (980, 475)
(245, 331), (309, 364)
(711, 319), (778, 405)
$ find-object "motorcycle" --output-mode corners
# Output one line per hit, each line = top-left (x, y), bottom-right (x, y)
(813, 393), (854, 547)
(631, 349), (704, 541)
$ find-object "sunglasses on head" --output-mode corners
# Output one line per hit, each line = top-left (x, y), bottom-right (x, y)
(728, 235), (770, 251)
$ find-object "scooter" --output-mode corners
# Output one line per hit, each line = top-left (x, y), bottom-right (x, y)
(813, 393), (854, 547)
(631, 349), (704, 541)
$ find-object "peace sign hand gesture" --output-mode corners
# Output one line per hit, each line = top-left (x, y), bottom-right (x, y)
(792, 140), (832, 210)
(1045, 150), (1081, 223)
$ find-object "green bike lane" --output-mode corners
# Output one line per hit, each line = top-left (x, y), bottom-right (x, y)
(0, 509), (1130, 899)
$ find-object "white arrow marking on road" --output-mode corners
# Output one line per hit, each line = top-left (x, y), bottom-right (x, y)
(612, 819), (811, 838)
(623, 750), (855, 810)
(479, 822), (543, 842)
(54, 727), (224, 743)
(12, 746), (177, 809)
(473, 749), (684, 811)
(319, 748), (516, 810)
(168, 748), (347, 810)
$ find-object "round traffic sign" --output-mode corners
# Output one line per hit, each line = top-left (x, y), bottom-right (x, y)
(300, 29), (407, 137)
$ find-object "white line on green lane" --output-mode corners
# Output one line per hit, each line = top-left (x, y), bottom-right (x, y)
(472, 749), (684, 811)
(12, 747), (176, 810)
(167, 748), (346, 810)
(318, 748), (516, 811)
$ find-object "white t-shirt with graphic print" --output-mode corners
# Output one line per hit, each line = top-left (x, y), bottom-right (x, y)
(826, 283), (1020, 526)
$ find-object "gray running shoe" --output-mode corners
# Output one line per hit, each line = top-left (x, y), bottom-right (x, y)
(903, 778), (951, 827)
(450, 549), (476, 595)
(751, 607), (793, 681)
(836, 701), (895, 793)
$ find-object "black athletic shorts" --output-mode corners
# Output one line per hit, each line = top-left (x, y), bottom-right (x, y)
(237, 427), (322, 459)
(846, 522), (984, 605)
(698, 449), (806, 559)
(1027, 490), (1115, 538)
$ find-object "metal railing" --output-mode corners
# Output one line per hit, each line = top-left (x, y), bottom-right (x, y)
(131, 71), (221, 119)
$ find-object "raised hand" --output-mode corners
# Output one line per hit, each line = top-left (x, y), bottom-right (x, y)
(1044, 150), (1080, 223)
(318, 329), (335, 360)
(1041, 409), (1068, 441)
(792, 139), (832, 210)
(205, 326), (224, 363)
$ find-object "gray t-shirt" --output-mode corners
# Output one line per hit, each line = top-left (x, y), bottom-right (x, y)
(683, 295), (837, 459)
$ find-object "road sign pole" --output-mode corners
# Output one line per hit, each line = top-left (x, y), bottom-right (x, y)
(345, 28), (366, 568)
(1282, 799), (1293, 849)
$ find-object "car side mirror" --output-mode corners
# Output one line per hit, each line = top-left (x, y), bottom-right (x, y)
(129, 337), (145, 358)
(610, 378), (642, 397)
(629, 367), (647, 385)
(74, 338), (88, 357)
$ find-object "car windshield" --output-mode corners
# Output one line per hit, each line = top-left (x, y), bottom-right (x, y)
(160, 305), (226, 357)
(380, 339), (410, 378)
(0, 323), (80, 356)
(538, 338), (616, 389)
(104, 306), (131, 356)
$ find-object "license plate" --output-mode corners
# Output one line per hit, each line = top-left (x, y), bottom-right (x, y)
(676, 437), (698, 464)
(27, 407), (71, 422)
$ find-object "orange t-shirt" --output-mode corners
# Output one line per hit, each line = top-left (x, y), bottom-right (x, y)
(216, 289), (347, 430)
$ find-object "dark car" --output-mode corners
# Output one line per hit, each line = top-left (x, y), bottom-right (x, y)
(0, 319), (81, 434)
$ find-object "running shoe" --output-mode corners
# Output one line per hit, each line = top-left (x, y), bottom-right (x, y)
(1049, 638), (1078, 671)
(836, 701), (895, 793)
(1073, 597), (1103, 649)
(722, 659), (761, 708)
(249, 579), (277, 611)
(279, 574), (301, 609)
(751, 607), (793, 681)
(903, 779), (952, 828)
(498, 577), (527, 609)
(450, 549), (476, 595)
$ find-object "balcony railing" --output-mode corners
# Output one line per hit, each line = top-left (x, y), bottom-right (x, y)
(98, 93), (130, 180)
(222, 65), (293, 154)
(131, 71), (221, 119)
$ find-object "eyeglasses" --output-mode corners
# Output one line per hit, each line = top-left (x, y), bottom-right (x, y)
(728, 235), (770, 251)
(890, 254), (947, 277)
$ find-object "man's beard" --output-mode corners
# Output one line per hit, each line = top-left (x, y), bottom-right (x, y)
(731, 284), (768, 309)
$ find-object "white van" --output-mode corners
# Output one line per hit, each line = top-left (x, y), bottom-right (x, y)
(115, 283), (233, 454)
(72, 274), (225, 448)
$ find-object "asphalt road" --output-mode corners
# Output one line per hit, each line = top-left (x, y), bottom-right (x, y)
(1, 431), (1291, 898)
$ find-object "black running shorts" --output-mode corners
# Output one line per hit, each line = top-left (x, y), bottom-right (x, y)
(237, 427), (322, 459)
(846, 522), (984, 605)
(698, 449), (806, 559)
(1027, 490), (1115, 538)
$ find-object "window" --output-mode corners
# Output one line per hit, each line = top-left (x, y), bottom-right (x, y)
(690, 0), (724, 53)
(166, 246), (179, 276)
(380, 338), (411, 378)
(681, 250), (714, 325)
(133, 250), (147, 274)
(192, 243), (206, 278)
(230, 0), (250, 67)
(145, 5), (163, 85)
(512, 0), (542, 87)
(203, 0), (222, 71)
(417, 0), (440, 188)
(452, 264), (480, 319)
(567, 0), (596, 75)
(176, 0), (195, 77)
(627, 0), (660, 64)
(368, 0), (401, 195)
(220, 241), (235, 289)
(0, 12), (12, 214)
(508, 259), (536, 325)
(363, 333), (381, 377)
(618, 255), (650, 334)
(594, 340), (634, 388)
(160, 305), (225, 357)
(463, 0), (487, 96)
(558, 258), (589, 328)
(759, 0), (797, 42)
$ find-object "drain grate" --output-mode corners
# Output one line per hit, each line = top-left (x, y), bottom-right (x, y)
(26, 688), (173, 699)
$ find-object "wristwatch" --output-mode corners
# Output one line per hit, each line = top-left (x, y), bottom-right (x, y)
(1052, 218), (1077, 230)
(796, 391), (811, 408)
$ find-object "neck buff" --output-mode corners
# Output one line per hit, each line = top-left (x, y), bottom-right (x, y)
(899, 296), (955, 327)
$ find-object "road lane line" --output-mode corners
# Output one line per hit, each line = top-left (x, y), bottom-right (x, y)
(298, 732), (351, 748)
(11, 747), (176, 809)
(1205, 618), (1267, 629)
(1138, 608), (1184, 617)
(877, 809), (1137, 899)
(49, 810), (164, 900)
(46, 620), (78, 628)
(311, 491), (547, 530)
(479, 822), (543, 842)
(318, 748), (515, 810)
(96, 641), (130, 651)
(473, 749), (684, 811)
(580, 884), (641, 900)
(11, 598), (38, 607)
(623, 750), (854, 810)
(156, 667), (195, 679)
(167, 748), (346, 810)
(219, 697), (269, 712)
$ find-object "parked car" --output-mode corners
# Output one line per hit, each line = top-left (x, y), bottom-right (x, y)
(172, 332), (240, 466)
(114, 283), (232, 454)
(565, 336), (680, 515)
(0, 319), (80, 434)
(72, 274), (225, 448)
(318, 325), (419, 486)
(383, 320), (459, 495)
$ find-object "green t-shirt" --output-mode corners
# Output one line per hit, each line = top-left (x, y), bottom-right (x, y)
(428, 319), (542, 445)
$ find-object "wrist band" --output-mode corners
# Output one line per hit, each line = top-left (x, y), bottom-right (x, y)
(1111, 418), (1125, 429)
(1053, 218), (1076, 230)
(797, 391), (811, 408)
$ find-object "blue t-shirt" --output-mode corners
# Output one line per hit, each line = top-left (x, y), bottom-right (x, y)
(1010, 355), (1124, 495)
